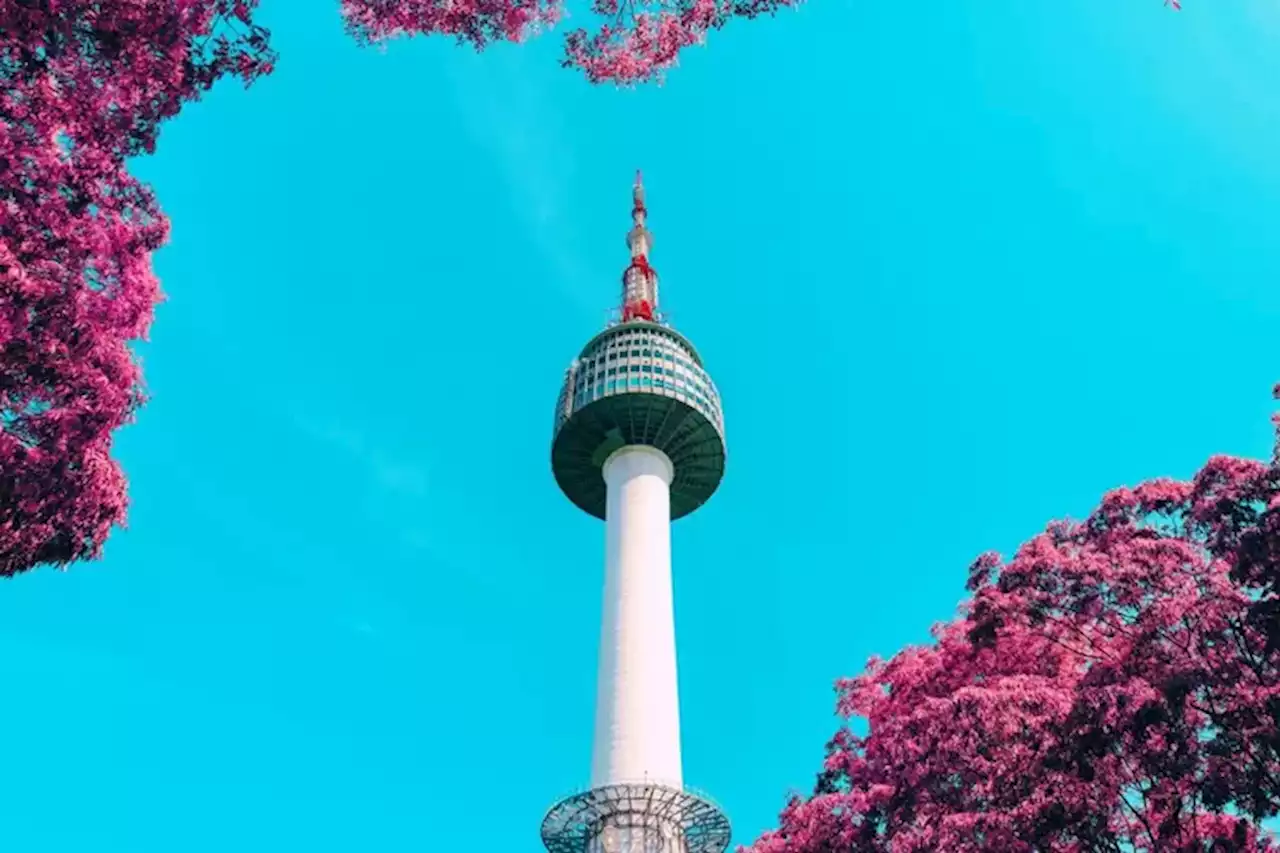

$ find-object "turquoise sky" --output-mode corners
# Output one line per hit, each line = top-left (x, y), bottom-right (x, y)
(3, 2), (1279, 850)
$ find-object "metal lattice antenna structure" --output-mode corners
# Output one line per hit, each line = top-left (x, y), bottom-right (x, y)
(542, 175), (730, 853)
(621, 170), (658, 324)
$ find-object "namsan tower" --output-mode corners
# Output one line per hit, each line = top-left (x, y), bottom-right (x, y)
(540, 174), (730, 853)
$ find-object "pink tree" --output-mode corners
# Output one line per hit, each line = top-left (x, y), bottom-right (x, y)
(341, 0), (801, 84)
(0, 1), (274, 576)
(342, 0), (1183, 85)
(747, 386), (1280, 852)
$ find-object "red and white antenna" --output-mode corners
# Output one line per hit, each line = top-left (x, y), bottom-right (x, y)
(621, 170), (658, 323)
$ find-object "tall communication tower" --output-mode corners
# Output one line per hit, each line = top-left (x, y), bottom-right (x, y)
(540, 174), (730, 853)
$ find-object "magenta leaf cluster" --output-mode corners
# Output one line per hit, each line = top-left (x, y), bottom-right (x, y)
(746, 386), (1280, 853)
(559, 0), (796, 85)
(341, 0), (565, 53)
(342, 0), (801, 84)
(342, 0), (1181, 85)
(1, 1), (274, 577)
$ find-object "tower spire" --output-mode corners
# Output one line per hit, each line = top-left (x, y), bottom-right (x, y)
(621, 170), (658, 323)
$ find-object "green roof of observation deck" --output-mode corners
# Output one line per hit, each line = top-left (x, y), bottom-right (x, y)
(551, 321), (725, 520)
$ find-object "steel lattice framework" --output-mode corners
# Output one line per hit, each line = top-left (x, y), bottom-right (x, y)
(541, 784), (731, 853)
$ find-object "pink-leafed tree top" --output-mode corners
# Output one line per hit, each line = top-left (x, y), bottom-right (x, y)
(746, 386), (1280, 853)
(343, 0), (1180, 84)
(342, 0), (801, 84)
(0, 1), (274, 577)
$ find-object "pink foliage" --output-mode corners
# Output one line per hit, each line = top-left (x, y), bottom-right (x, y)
(747, 388), (1280, 852)
(343, 0), (1181, 84)
(341, 0), (562, 50)
(0, 1), (274, 576)
(343, 0), (801, 84)
(561, 0), (786, 85)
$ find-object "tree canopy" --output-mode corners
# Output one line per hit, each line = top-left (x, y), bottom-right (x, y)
(0, 1), (273, 576)
(746, 388), (1280, 852)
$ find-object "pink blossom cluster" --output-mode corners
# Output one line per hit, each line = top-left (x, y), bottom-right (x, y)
(562, 0), (724, 85)
(342, 0), (563, 49)
(1, 1), (274, 576)
(342, 0), (799, 84)
(746, 387), (1280, 852)
(341, 0), (1183, 85)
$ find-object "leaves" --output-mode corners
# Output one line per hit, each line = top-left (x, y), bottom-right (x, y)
(341, 0), (801, 84)
(749, 392), (1280, 852)
(0, 1), (275, 576)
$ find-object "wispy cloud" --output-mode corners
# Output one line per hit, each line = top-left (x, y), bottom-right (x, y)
(289, 411), (445, 579)
(440, 51), (601, 316)
(289, 414), (428, 498)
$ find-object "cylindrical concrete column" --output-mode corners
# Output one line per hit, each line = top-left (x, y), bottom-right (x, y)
(590, 445), (682, 790)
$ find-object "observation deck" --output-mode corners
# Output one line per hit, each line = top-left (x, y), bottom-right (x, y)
(551, 318), (725, 521)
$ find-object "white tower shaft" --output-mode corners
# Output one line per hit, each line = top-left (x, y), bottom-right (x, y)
(591, 445), (683, 790)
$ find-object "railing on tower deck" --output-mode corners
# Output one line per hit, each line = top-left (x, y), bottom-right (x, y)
(604, 307), (674, 329)
(540, 782), (731, 853)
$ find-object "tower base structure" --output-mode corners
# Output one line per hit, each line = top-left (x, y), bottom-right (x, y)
(541, 784), (731, 853)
